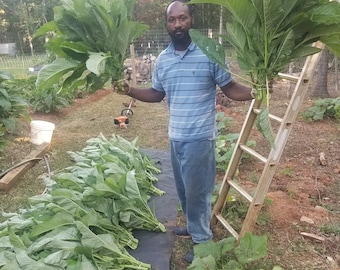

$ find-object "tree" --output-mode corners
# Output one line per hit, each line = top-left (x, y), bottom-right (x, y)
(133, 0), (166, 30)
(0, 0), (60, 54)
(312, 47), (331, 98)
(133, 0), (222, 30)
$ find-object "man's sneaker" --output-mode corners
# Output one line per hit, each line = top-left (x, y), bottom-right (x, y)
(172, 226), (191, 238)
(184, 247), (194, 263)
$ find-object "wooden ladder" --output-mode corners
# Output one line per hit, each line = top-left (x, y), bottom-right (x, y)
(211, 42), (324, 240)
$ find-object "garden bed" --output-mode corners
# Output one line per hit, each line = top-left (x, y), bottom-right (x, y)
(1, 83), (339, 269)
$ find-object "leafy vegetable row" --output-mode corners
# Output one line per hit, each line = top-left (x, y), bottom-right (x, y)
(0, 134), (165, 269)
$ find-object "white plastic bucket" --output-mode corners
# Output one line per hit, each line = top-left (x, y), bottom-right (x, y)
(30, 120), (55, 145)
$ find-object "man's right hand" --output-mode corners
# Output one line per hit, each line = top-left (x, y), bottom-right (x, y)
(112, 80), (131, 95)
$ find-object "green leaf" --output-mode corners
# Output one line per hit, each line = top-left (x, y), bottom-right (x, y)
(86, 52), (111, 76)
(0, 213), (34, 231)
(194, 238), (235, 261)
(53, 173), (84, 191)
(33, 20), (58, 38)
(9, 228), (27, 250)
(234, 232), (268, 264)
(0, 236), (11, 249)
(322, 35), (340, 57)
(189, 29), (226, 70)
(225, 260), (243, 270)
(0, 250), (16, 267)
(76, 221), (122, 253)
(36, 58), (79, 89)
(28, 226), (79, 254)
(43, 249), (76, 267)
(30, 212), (75, 238)
(187, 255), (216, 270)
(15, 249), (57, 270)
(256, 107), (275, 149)
(78, 254), (97, 270)
(0, 71), (14, 81)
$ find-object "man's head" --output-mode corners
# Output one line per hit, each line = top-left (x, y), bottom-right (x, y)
(165, 0), (194, 50)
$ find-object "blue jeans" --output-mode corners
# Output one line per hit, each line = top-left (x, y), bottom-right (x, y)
(170, 139), (216, 243)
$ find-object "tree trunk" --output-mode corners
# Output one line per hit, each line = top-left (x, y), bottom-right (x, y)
(311, 47), (331, 98)
(335, 56), (339, 93)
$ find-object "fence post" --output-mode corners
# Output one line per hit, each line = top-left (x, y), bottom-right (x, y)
(129, 44), (137, 86)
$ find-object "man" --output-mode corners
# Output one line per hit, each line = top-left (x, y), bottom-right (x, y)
(118, 0), (253, 264)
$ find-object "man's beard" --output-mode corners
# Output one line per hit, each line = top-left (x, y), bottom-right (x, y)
(168, 30), (191, 48)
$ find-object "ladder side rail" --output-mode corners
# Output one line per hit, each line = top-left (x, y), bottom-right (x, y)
(211, 99), (262, 226)
(238, 42), (324, 239)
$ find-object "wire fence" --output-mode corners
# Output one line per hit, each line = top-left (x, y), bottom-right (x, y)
(0, 29), (228, 80)
(0, 29), (226, 57)
(0, 54), (46, 69)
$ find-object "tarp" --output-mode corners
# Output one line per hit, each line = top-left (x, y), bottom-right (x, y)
(128, 149), (178, 270)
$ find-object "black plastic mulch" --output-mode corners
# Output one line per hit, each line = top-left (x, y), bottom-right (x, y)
(128, 149), (179, 270)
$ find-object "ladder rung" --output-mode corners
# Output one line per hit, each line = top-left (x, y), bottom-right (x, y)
(253, 109), (283, 123)
(278, 72), (300, 82)
(227, 179), (253, 203)
(239, 144), (268, 163)
(215, 213), (239, 238)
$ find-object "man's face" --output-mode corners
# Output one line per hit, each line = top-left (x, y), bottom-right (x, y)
(166, 1), (193, 45)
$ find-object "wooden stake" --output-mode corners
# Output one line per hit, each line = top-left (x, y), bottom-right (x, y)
(0, 143), (50, 192)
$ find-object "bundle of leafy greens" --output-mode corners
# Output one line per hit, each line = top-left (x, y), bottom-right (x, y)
(34, 0), (148, 93)
(189, 0), (340, 147)
(0, 134), (164, 269)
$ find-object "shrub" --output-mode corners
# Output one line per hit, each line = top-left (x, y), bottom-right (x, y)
(302, 98), (340, 122)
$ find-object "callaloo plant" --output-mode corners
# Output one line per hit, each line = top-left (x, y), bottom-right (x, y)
(34, 0), (148, 93)
(302, 97), (340, 122)
(189, 0), (340, 147)
(187, 232), (276, 270)
(0, 71), (30, 154)
(16, 76), (73, 113)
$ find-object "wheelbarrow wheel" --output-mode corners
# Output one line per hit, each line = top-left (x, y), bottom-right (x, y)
(121, 108), (133, 116)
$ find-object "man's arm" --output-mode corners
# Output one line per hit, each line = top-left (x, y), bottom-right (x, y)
(126, 85), (165, 103)
(220, 80), (253, 101)
(115, 81), (165, 103)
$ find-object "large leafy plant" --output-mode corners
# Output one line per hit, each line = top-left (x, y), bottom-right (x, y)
(302, 97), (340, 122)
(16, 76), (73, 113)
(34, 0), (148, 92)
(0, 71), (30, 155)
(187, 232), (271, 270)
(189, 0), (340, 146)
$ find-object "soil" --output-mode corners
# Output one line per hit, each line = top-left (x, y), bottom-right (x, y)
(2, 79), (340, 269)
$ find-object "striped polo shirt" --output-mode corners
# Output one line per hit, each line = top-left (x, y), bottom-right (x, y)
(152, 41), (232, 141)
